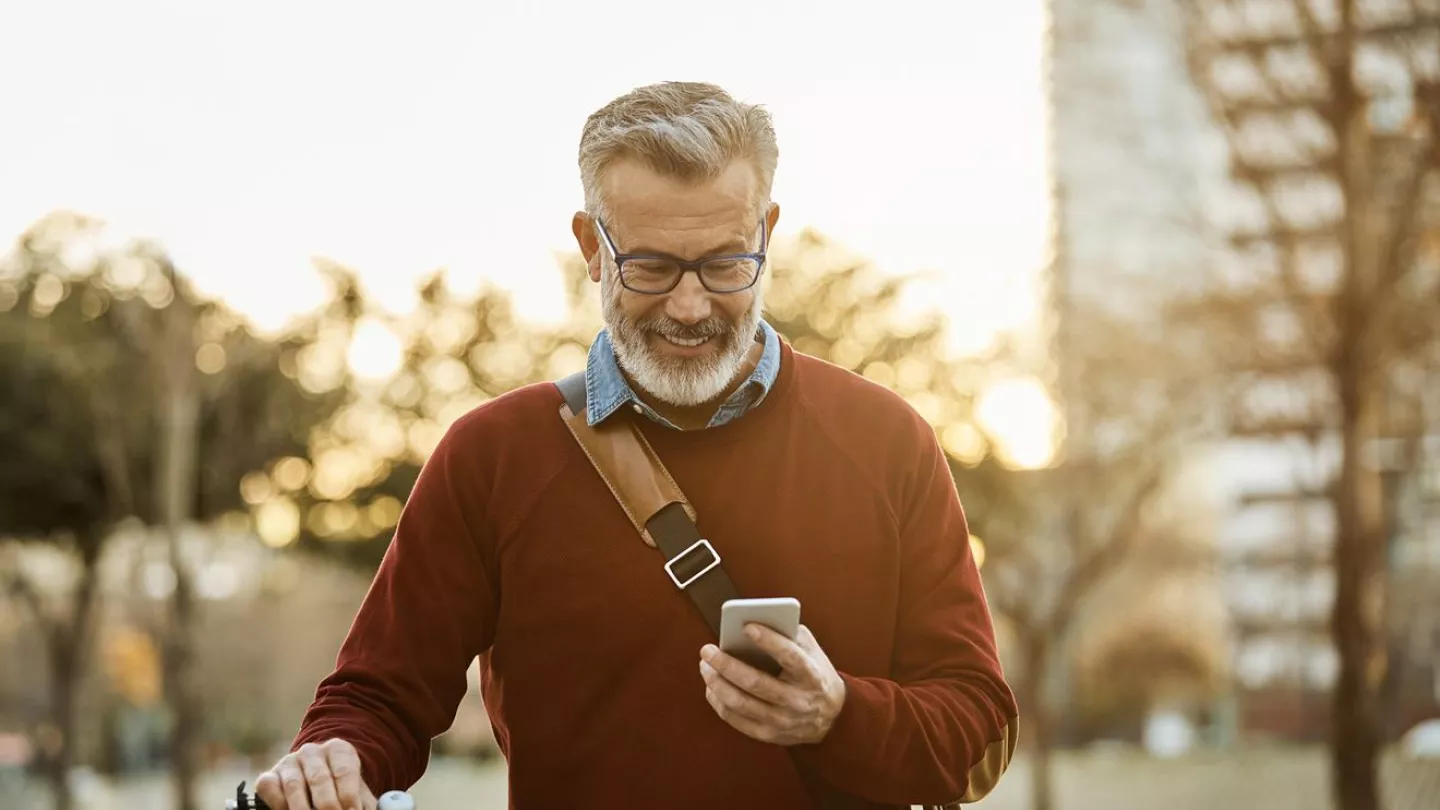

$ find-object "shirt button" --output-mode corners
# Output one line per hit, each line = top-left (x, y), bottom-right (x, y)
(632, 403), (643, 414)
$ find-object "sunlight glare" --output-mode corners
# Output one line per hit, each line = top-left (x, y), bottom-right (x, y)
(256, 499), (300, 549)
(976, 376), (1058, 470)
(347, 317), (405, 382)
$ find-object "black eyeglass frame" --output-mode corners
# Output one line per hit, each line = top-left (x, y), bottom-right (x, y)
(594, 217), (768, 295)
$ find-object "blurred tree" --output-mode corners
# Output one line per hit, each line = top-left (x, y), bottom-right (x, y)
(1073, 621), (1229, 738)
(978, 291), (1225, 810)
(1182, 4), (1440, 808)
(0, 211), (353, 810)
(0, 295), (113, 810)
(761, 229), (1019, 522)
(264, 267), (578, 570)
(284, 229), (1019, 573)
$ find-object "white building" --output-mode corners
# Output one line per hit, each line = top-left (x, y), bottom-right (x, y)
(1044, 0), (1440, 738)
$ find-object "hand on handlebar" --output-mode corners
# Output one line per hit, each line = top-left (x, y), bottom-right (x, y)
(227, 782), (413, 810)
(255, 739), (378, 810)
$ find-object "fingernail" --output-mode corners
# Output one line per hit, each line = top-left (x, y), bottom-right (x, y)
(745, 625), (761, 640)
(701, 644), (717, 661)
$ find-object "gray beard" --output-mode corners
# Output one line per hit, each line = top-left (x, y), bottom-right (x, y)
(602, 274), (764, 408)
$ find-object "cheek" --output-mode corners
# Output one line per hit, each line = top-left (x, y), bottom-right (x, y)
(614, 289), (662, 325)
(718, 293), (756, 324)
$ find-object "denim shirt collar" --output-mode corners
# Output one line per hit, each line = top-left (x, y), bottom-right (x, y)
(584, 319), (781, 430)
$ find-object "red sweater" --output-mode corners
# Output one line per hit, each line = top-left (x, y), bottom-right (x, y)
(293, 341), (1018, 808)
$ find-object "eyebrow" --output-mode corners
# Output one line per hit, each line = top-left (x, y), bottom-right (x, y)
(621, 233), (753, 259)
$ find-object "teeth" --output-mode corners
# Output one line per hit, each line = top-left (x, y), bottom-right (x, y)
(663, 335), (709, 347)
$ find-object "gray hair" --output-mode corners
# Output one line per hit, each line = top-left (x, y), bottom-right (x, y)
(578, 81), (779, 221)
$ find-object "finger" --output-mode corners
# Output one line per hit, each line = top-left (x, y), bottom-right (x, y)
(277, 759), (312, 810)
(324, 740), (364, 810)
(299, 742), (342, 810)
(705, 685), (780, 744)
(746, 623), (823, 684)
(255, 770), (289, 809)
(702, 645), (800, 707)
(360, 785), (379, 810)
(700, 659), (780, 724)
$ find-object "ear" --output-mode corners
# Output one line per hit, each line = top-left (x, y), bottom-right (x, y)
(572, 212), (602, 283)
(765, 201), (781, 236)
(758, 202), (781, 281)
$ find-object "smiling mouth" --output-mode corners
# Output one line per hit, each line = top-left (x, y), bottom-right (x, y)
(659, 334), (712, 348)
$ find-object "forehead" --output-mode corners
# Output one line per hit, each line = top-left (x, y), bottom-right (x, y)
(600, 158), (759, 252)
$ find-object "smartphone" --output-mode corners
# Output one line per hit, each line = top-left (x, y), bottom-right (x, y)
(719, 597), (800, 676)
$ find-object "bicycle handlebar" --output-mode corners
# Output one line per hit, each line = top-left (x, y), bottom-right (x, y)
(226, 780), (416, 810)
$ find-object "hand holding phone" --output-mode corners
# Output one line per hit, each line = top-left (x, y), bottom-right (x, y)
(703, 598), (846, 746)
(718, 597), (800, 676)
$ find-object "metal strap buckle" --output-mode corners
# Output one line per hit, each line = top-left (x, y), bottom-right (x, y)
(664, 539), (720, 589)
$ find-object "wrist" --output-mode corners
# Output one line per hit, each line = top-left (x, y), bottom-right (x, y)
(814, 671), (847, 742)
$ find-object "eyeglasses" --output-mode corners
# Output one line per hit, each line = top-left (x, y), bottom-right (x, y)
(595, 217), (767, 295)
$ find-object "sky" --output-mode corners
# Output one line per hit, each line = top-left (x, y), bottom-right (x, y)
(1, 0), (1057, 465)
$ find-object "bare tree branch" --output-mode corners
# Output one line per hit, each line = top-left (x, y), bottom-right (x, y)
(88, 389), (136, 519)
(1215, 16), (1439, 54)
(1372, 139), (1440, 343)
(1045, 457), (1173, 640)
(1183, 7), (1340, 361)
(1291, 0), (1324, 39)
(1231, 222), (1339, 245)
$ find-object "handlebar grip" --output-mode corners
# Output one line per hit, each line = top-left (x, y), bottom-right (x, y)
(226, 781), (416, 810)
(379, 790), (417, 810)
(225, 781), (270, 810)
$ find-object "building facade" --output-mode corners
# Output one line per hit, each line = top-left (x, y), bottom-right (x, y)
(1045, 0), (1440, 743)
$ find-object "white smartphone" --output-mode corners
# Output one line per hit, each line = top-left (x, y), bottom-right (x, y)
(719, 597), (801, 675)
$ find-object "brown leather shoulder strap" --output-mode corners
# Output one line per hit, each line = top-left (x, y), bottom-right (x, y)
(558, 393), (695, 549)
(555, 373), (738, 636)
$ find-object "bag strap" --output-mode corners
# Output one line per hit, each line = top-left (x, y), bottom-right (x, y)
(553, 372), (958, 809)
(554, 371), (741, 638)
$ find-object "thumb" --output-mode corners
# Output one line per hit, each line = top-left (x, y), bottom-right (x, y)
(796, 625), (834, 669)
(796, 624), (816, 647)
(796, 624), (825, 657)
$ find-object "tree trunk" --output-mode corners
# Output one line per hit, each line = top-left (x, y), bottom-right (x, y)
(42, 548), (101, 810)
(162, 551), (201, 810)
(1021, 637), (1055, 810)
(1329, 354), (1386, 810)
(46, 643), (77, 810)
(1328, 5), (1385, 807)
(159, 291), (202, 810)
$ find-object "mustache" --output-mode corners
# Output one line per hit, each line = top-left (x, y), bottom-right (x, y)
(640, 317), (730, 340)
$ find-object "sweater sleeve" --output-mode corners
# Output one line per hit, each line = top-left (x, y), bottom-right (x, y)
(289, 418), (497, 794)
(795, 422), (1019, 806)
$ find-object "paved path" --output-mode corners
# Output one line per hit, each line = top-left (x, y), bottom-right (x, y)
(968, 749), (1440, 810)
(12, 749), (1440, 810)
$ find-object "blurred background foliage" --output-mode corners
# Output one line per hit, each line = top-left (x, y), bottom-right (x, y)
(4, 2), (1440, 809)
(0, 201), (1225, 810)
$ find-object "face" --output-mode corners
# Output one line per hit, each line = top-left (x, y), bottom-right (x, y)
(572, 158), (782, 407)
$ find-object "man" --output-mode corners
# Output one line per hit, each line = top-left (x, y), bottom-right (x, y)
(256, 81), (1018, 810)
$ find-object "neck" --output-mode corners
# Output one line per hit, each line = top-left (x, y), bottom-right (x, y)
(631, 340), (764, 430)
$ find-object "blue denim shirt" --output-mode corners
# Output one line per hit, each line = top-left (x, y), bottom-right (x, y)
(584, 319), (782, 429)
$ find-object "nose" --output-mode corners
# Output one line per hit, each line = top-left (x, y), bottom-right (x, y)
(664, 271), (713, 325)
